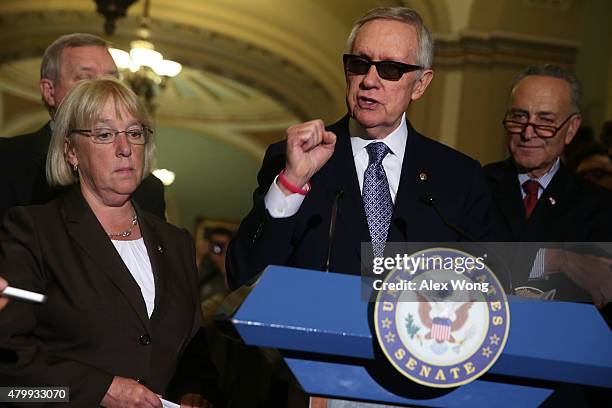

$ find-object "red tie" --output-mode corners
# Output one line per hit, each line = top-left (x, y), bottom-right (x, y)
(522, 180), (540, 219)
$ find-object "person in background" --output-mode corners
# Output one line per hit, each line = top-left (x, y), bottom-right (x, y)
(0, 33), (165, 221)
(575, 142), (612, 191)
(485, 64), (612, 309)
(600, 120), (612, 156)
(0, 78), (216, 407)
(198, 227), (233, 304)
(563, 125), (594, 170)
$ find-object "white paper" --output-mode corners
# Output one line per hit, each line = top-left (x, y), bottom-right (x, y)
(161, 398), (180, 408)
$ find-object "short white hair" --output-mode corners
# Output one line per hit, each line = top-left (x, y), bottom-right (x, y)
(346, 6), (434, 69)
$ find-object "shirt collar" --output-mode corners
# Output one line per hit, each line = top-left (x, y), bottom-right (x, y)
(349, 113), (407, 162)
(517, 157), (561, 190)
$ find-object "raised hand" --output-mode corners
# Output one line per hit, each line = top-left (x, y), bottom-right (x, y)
(280, 119), (336, 194)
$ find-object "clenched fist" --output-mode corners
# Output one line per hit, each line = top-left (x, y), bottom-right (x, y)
(280, 119), (336, 195)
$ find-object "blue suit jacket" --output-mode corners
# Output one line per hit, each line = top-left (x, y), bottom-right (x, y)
(227, 116), (492, 289)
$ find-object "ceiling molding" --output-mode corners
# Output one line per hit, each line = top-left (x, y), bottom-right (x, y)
(434, 29), (577, 68)
(0, 7), (346, 123)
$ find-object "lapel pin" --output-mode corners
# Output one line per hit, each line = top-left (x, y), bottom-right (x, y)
(157, 245), (163, 253)
(548, 197), (556, 206)
(419, 172), (428, 181)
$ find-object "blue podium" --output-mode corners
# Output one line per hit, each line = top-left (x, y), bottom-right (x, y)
(220, 266), (612, 407)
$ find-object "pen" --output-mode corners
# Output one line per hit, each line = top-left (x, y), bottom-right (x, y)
(1, 286), (46, 303)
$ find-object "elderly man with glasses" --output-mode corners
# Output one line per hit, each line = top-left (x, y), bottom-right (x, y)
(0, 33), (165, 221)
(227, 6), (492, 289)
(485, 64), (612, 310)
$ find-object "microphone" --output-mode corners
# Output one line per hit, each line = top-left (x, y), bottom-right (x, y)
(421, 195), (514, 294)
(325, 189), (344, 272)
(421, 195), (475, 242)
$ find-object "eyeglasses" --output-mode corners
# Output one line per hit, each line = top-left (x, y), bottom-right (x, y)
(502, 113), (577, 138)
(343, 54), (422, 81)
(71, 126), (151, 145)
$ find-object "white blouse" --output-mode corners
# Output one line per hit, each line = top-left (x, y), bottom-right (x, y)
(111, 238), (155, 318)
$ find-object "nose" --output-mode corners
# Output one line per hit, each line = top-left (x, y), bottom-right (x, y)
(114, 131), (132, 156)
(361, 64), (380, 88)
(522, 123), (537, 140)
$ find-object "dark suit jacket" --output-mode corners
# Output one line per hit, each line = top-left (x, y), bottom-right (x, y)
(484, 158), (612, 299)
(485, 158), (612, 242)
(227, 116), (492, 289)
(0, 122), (166, 221)
(0, 188), (214, 406)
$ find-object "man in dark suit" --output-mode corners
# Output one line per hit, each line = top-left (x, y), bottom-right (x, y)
(0, 33), (165, 221)
(485, 64), (612, 307)
(227, 7), (491, 289)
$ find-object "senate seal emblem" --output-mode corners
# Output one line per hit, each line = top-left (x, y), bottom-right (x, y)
(373, 247), (510, 388)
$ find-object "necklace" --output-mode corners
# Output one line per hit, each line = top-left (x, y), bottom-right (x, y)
(108, 213), (138, 238)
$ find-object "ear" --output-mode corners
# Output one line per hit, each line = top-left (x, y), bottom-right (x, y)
(39, 79), (56, 112)
(563, 114), (582, 145)
(410, 69), (433, 101)
(64, 137), (78, 168)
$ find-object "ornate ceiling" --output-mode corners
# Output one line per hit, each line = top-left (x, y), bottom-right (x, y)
(0, 0), (361, 227)
(0, 0), (608, 229)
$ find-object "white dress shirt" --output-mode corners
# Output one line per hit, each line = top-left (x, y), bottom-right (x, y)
(111, 238), (155, 318)
(265, 114), (408, 218)
(517, 157), (560, 199)
(516, 158), (560, 281)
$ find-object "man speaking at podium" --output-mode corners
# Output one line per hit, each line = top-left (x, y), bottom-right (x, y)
(227, 6), (492, 289)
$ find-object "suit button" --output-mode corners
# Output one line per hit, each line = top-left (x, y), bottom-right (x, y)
(138, 334), (151, 345)
(137, 378), (146, 385)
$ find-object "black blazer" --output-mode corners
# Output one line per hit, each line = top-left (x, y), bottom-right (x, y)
(227, 116), (492, 289)
(0, 123), (166, 221)
(0, 188), (214, 405)
(484, 158), (612, 300)
(485, 158), (612, 242)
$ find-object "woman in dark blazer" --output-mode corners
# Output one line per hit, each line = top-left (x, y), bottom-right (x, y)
(0, 78), (215, 407)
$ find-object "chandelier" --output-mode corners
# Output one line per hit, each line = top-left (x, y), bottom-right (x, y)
(106, 0), (181, 112)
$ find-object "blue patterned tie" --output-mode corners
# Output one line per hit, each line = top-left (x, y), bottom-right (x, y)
(363, 142), (393, 259)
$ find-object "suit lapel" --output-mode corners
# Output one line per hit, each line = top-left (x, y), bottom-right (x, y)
(322, 118), (425, 250)
(320, 116), (370, 257)
(525, 164), (571, 238)
(492, 159), (526, 239)
(63, 188), (150, 330)
(387, 122), (425, 242)
(32, 122), (53, 158)
(136, 208), (168, 324)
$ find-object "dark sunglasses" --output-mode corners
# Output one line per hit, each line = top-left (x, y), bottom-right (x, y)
(343, 54), (422, 81)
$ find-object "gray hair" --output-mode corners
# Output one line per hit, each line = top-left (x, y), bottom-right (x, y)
(40, 33), (110, 83)
(346, 6), (434, 69)
(510, 64), (582, 113)
(47, 77), (155, 187)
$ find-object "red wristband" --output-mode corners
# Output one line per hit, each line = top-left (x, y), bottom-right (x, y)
(278, 169), (311, 195)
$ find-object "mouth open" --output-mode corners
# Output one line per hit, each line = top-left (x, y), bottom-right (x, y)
(358, 95), (379, 109)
